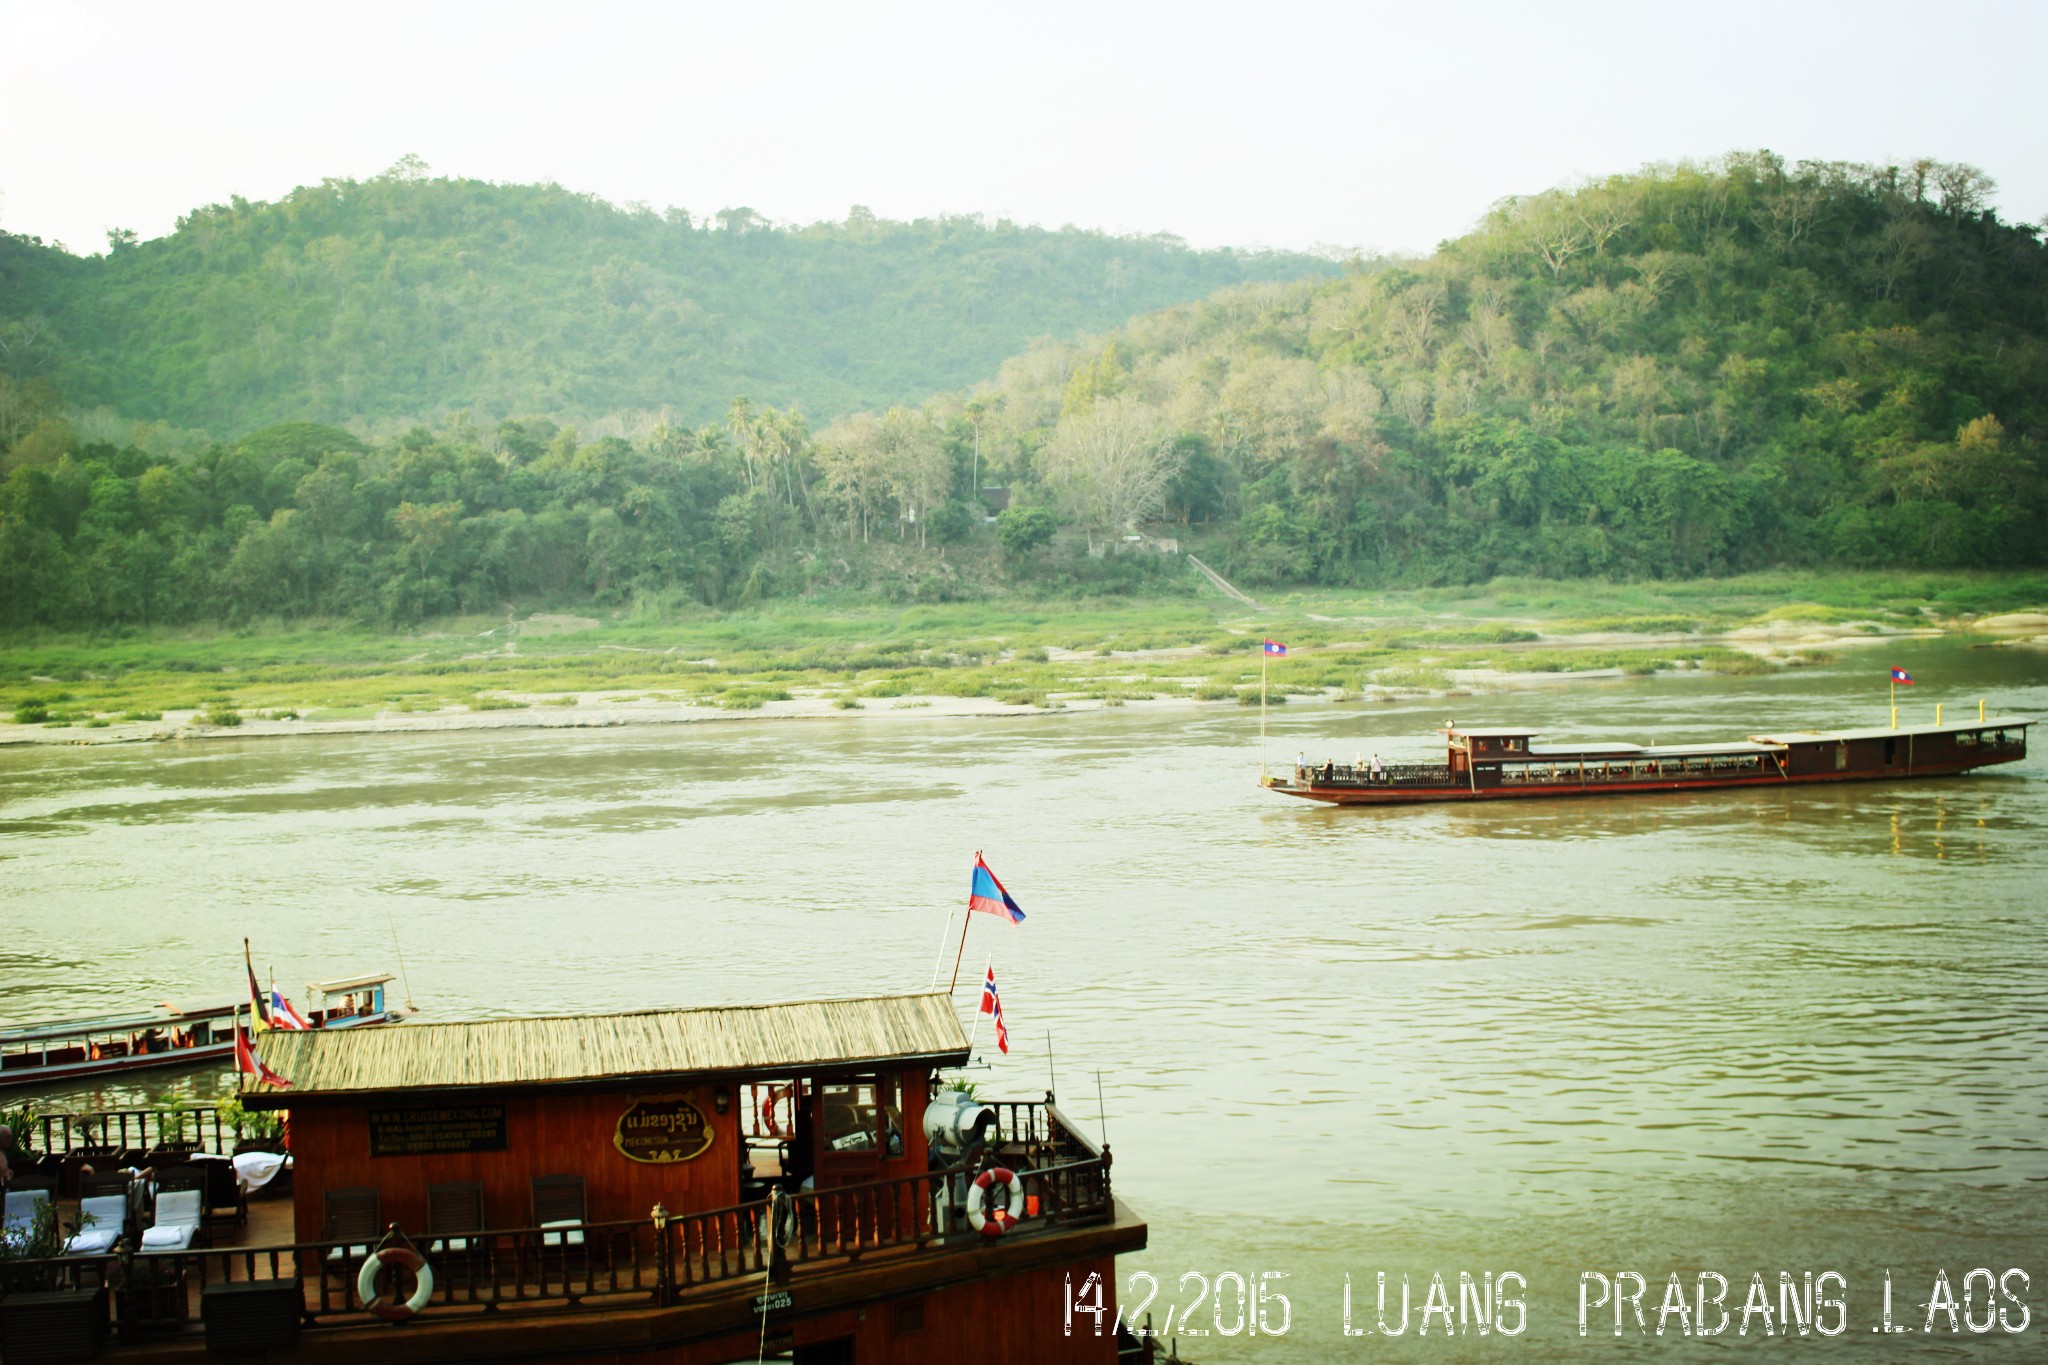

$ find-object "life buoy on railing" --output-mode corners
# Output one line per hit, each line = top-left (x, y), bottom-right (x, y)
(358, 1245), (435, 1322)
(965, 1167), (1024, 1239)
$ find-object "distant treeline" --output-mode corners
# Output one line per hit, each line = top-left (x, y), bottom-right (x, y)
(2, 152), (2044, 629)
(0, 158), (1331, 433)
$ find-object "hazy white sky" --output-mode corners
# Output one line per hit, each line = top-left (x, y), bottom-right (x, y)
(4, 0), (2045, 257)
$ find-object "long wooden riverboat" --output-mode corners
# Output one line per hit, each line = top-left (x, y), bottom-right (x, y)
(1267, 715), (2032, 806)
(0, 973), (413, 1091)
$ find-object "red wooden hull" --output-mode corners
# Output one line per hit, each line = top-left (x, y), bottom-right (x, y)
(1271, 759), (2007, 806)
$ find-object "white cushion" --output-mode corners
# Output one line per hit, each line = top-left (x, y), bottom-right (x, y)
(154, 1190), (203, 1227)
(325, 1242), (371, 1263)
(64, 1226), (119, 1256)
(429, 1236), (473, 1253)
(141, 1224), (196, 1250)
(539, 1219), (585, 1247)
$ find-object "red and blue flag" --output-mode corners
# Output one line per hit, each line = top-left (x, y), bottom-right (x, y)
(969, 855), (1026, 924)
(1263, 639), (1287, 656)
(980, 966), (1010, 1054)
(1890, 667), (1914, 685)
(269, 989), (310, 1030)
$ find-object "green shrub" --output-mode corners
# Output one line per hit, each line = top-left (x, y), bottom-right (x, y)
(11, 700), (50, 723)
(199, 707), (243, 727)
(120, 709), (163, 721)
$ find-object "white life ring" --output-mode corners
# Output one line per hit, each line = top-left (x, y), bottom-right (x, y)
(359, 1245), (434, 1322)
(965, 1167), (1024, 1239)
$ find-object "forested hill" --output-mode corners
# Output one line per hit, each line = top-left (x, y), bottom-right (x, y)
(4, 152), (2045, 631)
(946, 152), (2048, 583)
(0, 164), (1332, 433)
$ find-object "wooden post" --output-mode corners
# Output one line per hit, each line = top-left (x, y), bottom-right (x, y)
(1259, 649), (1268, 780)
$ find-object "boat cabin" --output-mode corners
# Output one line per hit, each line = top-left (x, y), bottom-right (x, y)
(0, 1001), (241, 1089)
(220, 991), (1141, 1362)
(244, 993), (965, 1247)
(303, 972), (408, 1028)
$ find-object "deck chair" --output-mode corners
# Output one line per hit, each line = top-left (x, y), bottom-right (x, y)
(531, 1174), (586, 1246)
(64, 1187), (132, 1256)
(427, 1180), (487, 1263)
(322, 1186), (382, 1275)
(140, 1187), (204, 1251)
(2, 1187), (51, 1250)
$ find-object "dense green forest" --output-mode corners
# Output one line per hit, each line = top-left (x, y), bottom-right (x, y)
(3, 152), (2044, 630)
(0, 157), (1331, 433)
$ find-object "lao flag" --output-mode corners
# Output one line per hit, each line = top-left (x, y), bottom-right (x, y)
(969, 856), (1025, 924)
(980, 967), (1010, 1055)
(1263, 639), (1287, 656)
(1890, 667), (1914, 685)
(270, 990), (311, 1030)
(234, 1025), (292, 1088)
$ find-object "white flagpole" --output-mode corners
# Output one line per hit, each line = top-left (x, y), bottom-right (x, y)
(1260, 647), (1269, 779)
(929, 910), (954, 987)
(965, 955), (993, 1055)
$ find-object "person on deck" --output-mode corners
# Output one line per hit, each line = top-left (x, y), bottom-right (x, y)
(1370, 753), (1385, 782)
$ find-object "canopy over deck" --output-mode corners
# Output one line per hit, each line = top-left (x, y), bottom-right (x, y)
(1750, 716), (2032, 744)
(305, 972), (397, 995)
(242, 991), (970, 1106)
(0, 999), (240, 1047)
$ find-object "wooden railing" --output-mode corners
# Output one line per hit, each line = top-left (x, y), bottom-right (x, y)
(0, 1149), (1115, 1339)
(32, 1106), (250, 1160)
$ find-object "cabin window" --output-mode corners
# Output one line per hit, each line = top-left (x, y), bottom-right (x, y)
(1884, 738), (1897, 765)
(1835, 743), (1848, 771)
(1957, 730), (1978, 747)
(820, 1077), (902, 1155)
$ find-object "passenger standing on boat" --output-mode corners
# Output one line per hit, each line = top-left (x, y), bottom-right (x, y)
(1296, 750), (1307, 780)
(1371, 753), (1385, 783)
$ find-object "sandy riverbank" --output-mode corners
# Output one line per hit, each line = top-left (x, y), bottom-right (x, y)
(1, 618), (2024, 750)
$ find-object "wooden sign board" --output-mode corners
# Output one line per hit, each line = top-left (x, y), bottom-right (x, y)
(368, 1104), (508, 1157)
(615, 1094), (714, 1164)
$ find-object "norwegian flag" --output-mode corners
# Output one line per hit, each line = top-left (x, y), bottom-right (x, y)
(235, 1025), (293, 1088)
(980, 966), (1010, 1055)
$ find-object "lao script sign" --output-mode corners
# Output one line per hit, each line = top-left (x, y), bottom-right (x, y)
(752, 1290), (794, 1315)
(614, 1094), (715, 1163)
(367, 1104), (508, 1157)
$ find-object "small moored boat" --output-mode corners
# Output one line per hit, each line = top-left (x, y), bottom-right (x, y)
(0, 972), (416, 1091)
(1268, 715), (2032, 806)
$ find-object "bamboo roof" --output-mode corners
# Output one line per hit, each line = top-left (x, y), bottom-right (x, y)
(242, 992), (968, 1105)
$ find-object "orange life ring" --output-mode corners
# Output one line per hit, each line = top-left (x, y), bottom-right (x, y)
(359, 1245), (434, 1322)
(965, 1167), (1024, 1239)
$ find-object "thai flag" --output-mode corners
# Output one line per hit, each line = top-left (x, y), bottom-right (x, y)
(1263, 639), (1287, 655)
(980, 966), (1010, 1055)
(969, 855), (1026, 924)
(269, 989), (311, 1030)
(1891, 667), (1914, 685)
(234, 1025), (293, 1088)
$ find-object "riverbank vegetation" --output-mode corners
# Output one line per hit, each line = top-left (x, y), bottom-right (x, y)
(5, 571), (2041, 728)
(3, 152), (2043, 641)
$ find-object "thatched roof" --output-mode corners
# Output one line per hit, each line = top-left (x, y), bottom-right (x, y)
(242, 992), (968, 1105)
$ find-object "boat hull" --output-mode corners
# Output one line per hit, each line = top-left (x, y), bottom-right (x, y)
(1270, 757), (2016, 806)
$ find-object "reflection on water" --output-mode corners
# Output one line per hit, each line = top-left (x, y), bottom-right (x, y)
(1, 638), (2043, 1360)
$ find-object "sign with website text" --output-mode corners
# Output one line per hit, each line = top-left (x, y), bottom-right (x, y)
(367, 1104), (508, 1157)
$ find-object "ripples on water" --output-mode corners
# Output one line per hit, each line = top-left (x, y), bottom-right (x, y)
(2, 640), (2043, 1359)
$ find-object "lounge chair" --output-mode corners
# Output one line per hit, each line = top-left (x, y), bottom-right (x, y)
(531, 1174), (586, 1248)
(63, 1190), (132, 1256)
(322, 1186), (382, 1273)
(427, 1180), (486, 1256)
(2, 1187), (51, 1249)
(140, 1187), (204, 1251)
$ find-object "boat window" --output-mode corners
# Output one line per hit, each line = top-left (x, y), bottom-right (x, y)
(821, 1080), (881, 1152)
(1957, 730), (1977, 747)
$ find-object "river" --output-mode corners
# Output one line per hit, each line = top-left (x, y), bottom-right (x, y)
(3, 636), (2044, 1360)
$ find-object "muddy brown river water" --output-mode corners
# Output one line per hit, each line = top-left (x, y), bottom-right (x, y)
(3, 636), (2044, 1360)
